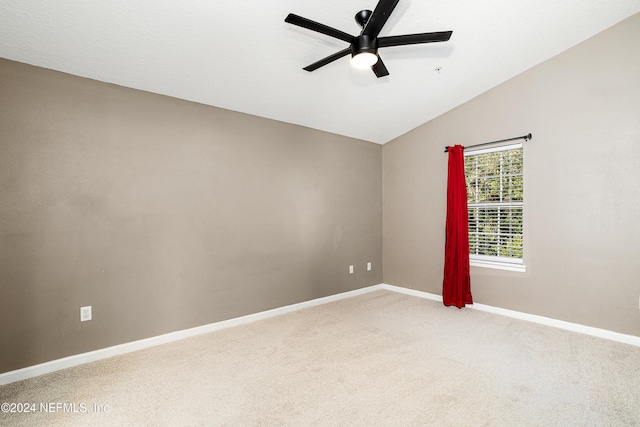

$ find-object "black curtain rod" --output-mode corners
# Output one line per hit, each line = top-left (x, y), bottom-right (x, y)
(444, 133), (532, 153)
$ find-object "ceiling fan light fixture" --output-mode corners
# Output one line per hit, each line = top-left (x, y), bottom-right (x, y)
(285, 1), (453, 78)
(351, 34), (378, 69)
(351, 52), (379, 69)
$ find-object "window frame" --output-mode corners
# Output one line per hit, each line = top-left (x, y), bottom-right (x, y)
(464, 142), (526, 272)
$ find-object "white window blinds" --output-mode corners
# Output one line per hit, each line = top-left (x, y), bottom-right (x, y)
(464, 143), (523, 267)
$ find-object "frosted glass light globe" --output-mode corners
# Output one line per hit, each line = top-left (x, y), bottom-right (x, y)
(351, 52), (378, 69)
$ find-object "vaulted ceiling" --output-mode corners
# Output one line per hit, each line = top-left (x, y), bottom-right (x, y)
(1, 1), (639, 144)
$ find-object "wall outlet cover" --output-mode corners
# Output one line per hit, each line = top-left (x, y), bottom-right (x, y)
(80, 306), (92, 322)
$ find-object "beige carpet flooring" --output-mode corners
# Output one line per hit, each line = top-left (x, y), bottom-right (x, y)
(1, 290), (640, 426)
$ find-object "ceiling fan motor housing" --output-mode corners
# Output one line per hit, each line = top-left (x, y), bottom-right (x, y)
(352, 35), (378, 57)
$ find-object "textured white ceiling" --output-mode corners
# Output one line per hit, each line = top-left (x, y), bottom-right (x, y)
(1, 0), (639, 144)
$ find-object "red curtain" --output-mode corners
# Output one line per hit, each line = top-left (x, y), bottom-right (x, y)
(443, 145), (473, 308)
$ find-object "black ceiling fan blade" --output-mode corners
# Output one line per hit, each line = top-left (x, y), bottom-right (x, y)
(378, 31), (453, 47)
(363, 0), (400, 37)
(371, 57), (389, 78)
(303, 47), (352, 72)
(285, 14), (354, 43)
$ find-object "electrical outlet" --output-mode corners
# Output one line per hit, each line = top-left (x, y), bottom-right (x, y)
(80, 306), (92, 322)
(367, 262), (372, 271)
(349, 265), (354, 274)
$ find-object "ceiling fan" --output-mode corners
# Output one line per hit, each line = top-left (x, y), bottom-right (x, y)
(285, 0), (453, 77)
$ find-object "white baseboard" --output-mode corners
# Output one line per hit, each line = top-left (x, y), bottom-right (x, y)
(381, 284), (640, 347)
(0, 285), (383, 386)
(3, 282), (638, 385)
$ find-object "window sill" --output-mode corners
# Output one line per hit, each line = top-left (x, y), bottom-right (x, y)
(470, 259), (526, 273)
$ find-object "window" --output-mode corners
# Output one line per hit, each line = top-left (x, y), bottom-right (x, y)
(464, 143), (525, 272)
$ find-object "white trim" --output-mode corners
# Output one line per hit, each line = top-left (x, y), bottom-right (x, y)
(380, 284), (640, 347)
(470, 259), (526, 272)
(470, 254), (523, 265)
(3, 283), (639, 385)
(464, 142), (523, 156)
(0, 285), (383, 386)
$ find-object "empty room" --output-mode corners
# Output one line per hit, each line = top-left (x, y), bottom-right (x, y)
(1, 0), (639, 425)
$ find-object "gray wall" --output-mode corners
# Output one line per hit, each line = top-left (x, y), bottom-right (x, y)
(383, 13), (640, 336)
(0, 59), (382, 373)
